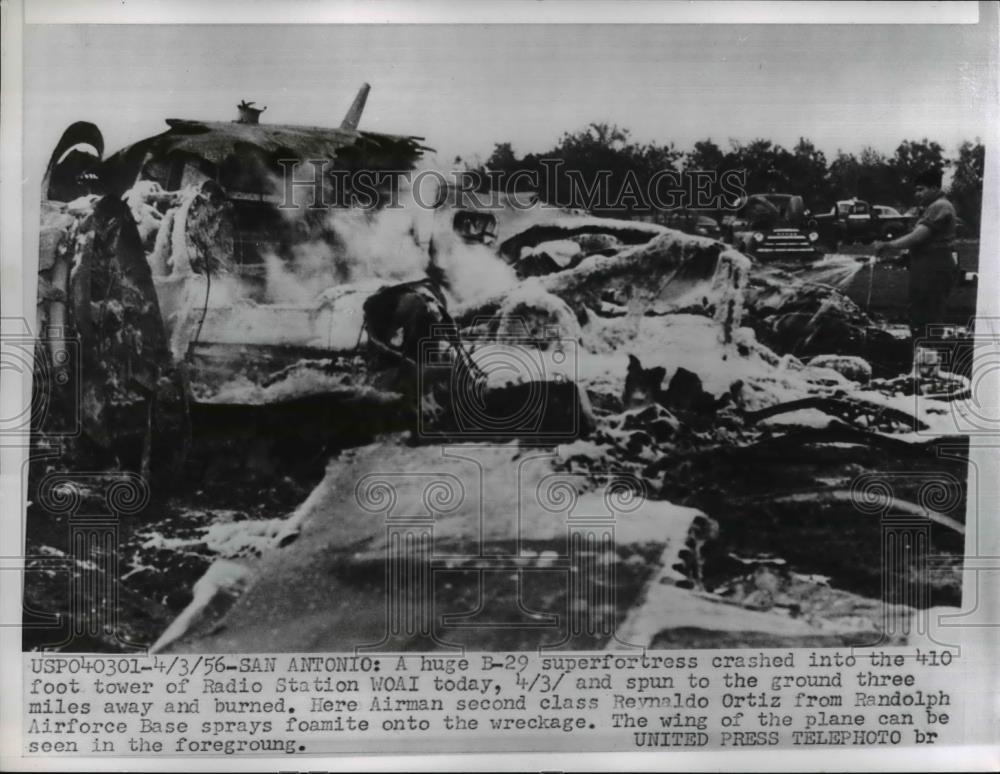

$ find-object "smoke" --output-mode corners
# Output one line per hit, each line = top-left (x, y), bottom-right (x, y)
(260, 206), (427, 304)
(326, 207), (430, 281)
(136, 170), (518, 323)
(263, 174), (517, 307)
(263, 253), (320, 305)
(432, 239), (518, 306)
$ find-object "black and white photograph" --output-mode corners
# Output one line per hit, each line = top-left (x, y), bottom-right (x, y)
(3, 0), (998, 766)
(19, 8), (991, 654)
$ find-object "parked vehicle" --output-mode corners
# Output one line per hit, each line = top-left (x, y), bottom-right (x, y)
(810, 198), (912, 247)
(723, 193), (820, 259)
(660, 210), (723, 239)
(872, 204), (903, 218)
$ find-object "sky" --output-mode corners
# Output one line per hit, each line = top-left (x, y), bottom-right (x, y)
(21, 13), (997, 180)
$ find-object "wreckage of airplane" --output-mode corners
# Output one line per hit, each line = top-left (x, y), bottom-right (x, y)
(36, 84), (669, 477)
(28, 83), (976, 654)
(34, 82), (961, 488)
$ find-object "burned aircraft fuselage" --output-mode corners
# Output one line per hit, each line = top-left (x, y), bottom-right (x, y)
(83, 84), (429, 273)
(35, 85), (436, 475)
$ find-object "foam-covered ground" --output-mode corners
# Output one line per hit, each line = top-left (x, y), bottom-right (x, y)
(31, 191), (971, 652)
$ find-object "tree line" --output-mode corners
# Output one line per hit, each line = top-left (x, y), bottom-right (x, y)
(474, 126), (984, 231)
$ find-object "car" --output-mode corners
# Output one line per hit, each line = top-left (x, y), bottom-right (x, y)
(810, 198), (912, 246)
(872, 204), (902, 218)
(660, 210), (723, 239)
(723, 193), (821, 259)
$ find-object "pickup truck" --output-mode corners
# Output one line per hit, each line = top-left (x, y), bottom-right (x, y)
(722, 193), (820, 259)
(809, 198), (913, 248)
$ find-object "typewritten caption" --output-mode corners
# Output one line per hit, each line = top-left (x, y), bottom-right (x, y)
(23, 650), (959, 755)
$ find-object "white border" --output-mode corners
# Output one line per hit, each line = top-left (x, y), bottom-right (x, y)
(23, 0), (980, 26)
(2, 1), (997, 772)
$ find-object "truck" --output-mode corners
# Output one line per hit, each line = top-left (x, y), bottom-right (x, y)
(809, 198), (913, 249)
(722, 193), (821, 260)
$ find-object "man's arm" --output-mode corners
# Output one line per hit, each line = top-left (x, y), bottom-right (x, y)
(873, 223), (932, 257)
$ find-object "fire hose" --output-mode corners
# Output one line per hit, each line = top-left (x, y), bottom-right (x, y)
(864, 254), (875, 312)
(188, 264), (212, 362)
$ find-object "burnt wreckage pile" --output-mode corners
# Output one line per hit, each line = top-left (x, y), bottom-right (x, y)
(28, 88), (969, 651)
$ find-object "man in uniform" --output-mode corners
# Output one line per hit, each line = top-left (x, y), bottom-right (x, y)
(873, 168), (958, 372)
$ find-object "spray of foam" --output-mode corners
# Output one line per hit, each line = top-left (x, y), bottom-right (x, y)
(791, 253), (869, 290)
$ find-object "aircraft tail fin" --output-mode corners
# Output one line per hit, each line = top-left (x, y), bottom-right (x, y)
(340, 82), (371, 131)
